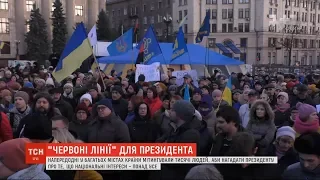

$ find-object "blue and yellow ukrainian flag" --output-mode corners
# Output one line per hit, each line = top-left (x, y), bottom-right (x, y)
(53, 22), (92, 82)
(171, 27), (188, 62)
(222, 76), (232, 106)
(107, 28), (133, 56)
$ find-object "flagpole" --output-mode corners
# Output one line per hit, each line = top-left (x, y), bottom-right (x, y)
(131, 34), (137, 69)
(91, 46), (106, 91)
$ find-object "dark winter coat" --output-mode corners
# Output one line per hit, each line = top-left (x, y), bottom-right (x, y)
(55, 98), (73, 121)
(112, 98), (128, 121)
(69, 118), (94, 142)
(274, 109), (291, 128)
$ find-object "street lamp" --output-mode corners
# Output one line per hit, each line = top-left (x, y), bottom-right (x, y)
(15, 40), (20, 60)
(163, 16), (172, 42)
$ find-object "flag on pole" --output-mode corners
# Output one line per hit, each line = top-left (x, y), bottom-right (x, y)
(88, 25), (97, 46)
(134, 19), (139, 35)
(53, 22), (92, 82)
(136, 26), (162, 64)
(195, 11), (210, 43)
(178, 15), (188, 28)
(184, 84), (190, 101)
(222, 77), (232, 106)
(107, 28), (133, 56)
(136, 42), (145, 64)
(171, 27), (188, 62)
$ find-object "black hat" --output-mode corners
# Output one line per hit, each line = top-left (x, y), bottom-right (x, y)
(294, 132), (320, 156)
(48, 87), (63, 94)
(138, 74), (145, 82)
(248, 90), (259, 96)
(264, 83), (276, 89)
(297, 84), (308, 92)
(111, 85), (123, 95)
(23, 113), (52, 140)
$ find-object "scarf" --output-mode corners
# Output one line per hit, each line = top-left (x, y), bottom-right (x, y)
(275, 103), (290, 113)
(294, 116), (319, 135)
(63, 91), (73, 99)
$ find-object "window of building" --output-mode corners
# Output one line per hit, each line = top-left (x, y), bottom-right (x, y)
(112, 10), (115, 16)
(179, 0), (182, 6)
(222, 0), (233, 3)
(0, 41), (9, 54)
(118, 9), (121, 16)
(26, 1), (35, 12)
(184, 10), (188, 16)
(272, 52), (276, 64)
(228, 23), (233, 32)
(150, 3), (155, 10)
(222, 9), (227, 19)
(158, 1), (162, 8)
(124, 8), (127, 15)
(0, 18), (9, 33)
(150, 16), (154, 24)
(269, 8), (272, 15)
(238, 23), (244, 32)
(273, 8), (277, 17)
(184, 24), (188, 33)
(245, 8), (250, 18)
(239, 9), (244, 18)
(212, 0), (217, 4)
(143, 4), (146, 12)
(212, 9), (217, 19)
(268, 52), (271, 63)
(0, 0), (8, 10)
(75, 5), (83, 16)
(244, 23), (249, 32)
(240, 38), (247, 47)
(222, 24), (227, 32)
(167, 0), (171, 6)
(228, 9), (233, 18)
(212, 24), (217, 32)
(208, 38), (216, 48)
(179, 11), (182, 21)
(184, 0), (187, 5)
(158, 15), (163, 22)
(239, 0), (249, 3)
(206, 0), (212, 4)
(143, 17), (147, 24)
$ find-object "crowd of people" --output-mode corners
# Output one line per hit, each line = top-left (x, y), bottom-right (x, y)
(0, 63), (320, 180)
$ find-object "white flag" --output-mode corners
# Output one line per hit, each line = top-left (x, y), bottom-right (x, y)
(88, 25), (97, 46)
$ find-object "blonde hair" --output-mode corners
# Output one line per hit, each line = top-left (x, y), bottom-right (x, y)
(52, 128), (76, 143)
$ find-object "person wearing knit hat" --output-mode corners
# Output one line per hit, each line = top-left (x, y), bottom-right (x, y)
(201, 85), (211, 95)
(14, 91), (29, 105)
(45, 78), (55, 87)
(274, 91), (291, 127)
(192, 88), (202, 110)
(277, 92), (289, 103)
(111, 86), (128, 120)
(7, 82), (21, 92)
(87, 98), (130, 143)
(23, 81), (34, 88)
(69, 103), (91, 141)
(168, 85), (178, 96)
(170, 100), (196, 123)
(0, 138), (32, 178)
(283, 132), (320, 178)
(294, 102), (320, 136)
(22, 113), (53, 141)
(80, 93), (92, 106)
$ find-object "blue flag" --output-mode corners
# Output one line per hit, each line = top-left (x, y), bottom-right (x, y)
(107, 28), (133, 56)
(184, 84), (190, 101)
(195, 11), (210, 43)
(171, 27), (188, 62)
(136, 26), (162, 64)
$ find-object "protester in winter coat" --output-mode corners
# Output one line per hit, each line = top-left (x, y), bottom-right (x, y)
(293, 102), (320, 136)
(69, 103), (93, 142)
(86, 99), (130, 143)
(290, 84), (316, 107)
(49, 87), (73, 121)
(282, 132), (320, 180)
(153, 100), (200, 180)
(232, 89), (241, 110)
(88, 85), (104, 104)
(9, 91), (31, 134)
(191, 88), (202, 110)
(210, 106), (244, 156)
(111, 85), (128, 121)
(125, 95), (144, 124)
(199, 95), (216, 137)
(79, 93), (92, 113)
(153, 94), (170, 121)
(247, 100), (276, 154)
(128, 102), (160, 142)
(62, 83), (76, 109)
(263, 126), (298, 176)
(211, 89), (229, 111)
(216, 132), (281, 180)
(145, 86), (162, 117)
(274, 92), (291, 127)
(0, 110), (12, 143)
(16, 93), (60, 138)
(239, 90), (258, 128)
(0, 138), (50, 180)
(177, 74), (196, 97)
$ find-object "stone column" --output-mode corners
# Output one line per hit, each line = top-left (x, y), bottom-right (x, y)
(66, 0), (75, 36)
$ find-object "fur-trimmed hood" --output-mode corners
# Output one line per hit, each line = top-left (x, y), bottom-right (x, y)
(249, 100), (275, 124)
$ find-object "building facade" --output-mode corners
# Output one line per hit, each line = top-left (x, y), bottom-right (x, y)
(106, 0), (173, 43)
(173, 0), (320, 65)
(0, 0), (105, 60)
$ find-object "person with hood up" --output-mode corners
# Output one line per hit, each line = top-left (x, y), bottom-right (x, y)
(49, 87), (73, 121)
(111, 85), (128, 121)
(0, 138), (50, 180)
(247, 100), (276, 154)
(152, 100), (200, 180)
(210, 106), (245, 156)
(69, 103), (94, 142)
(79, 93), (92, 113)
(274, 92), (291, 127)
(293, 102), (320, 136)
(239, 89), (259, 128)
(263, 126), (298, 176)
(15, 93), (61, 138)
(128, 102), (160, 143)
(62, 83), (76, 109)
(9, 91), (32, 135)
(86, 98), (130, 143)
(191, 88), (202, 110)
(282, 132), (320, 180)
(198, 95), (216, 137)
(211, 89), (229, 111)
(0, 89), (14, 111)
(145, 86), (162, 117)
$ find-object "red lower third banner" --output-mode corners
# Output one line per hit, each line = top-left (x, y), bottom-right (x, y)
(25, 143), (197, 164)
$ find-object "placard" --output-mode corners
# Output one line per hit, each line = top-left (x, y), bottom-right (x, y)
(135, 62), (160, 82)
(172, 70), (199, 87)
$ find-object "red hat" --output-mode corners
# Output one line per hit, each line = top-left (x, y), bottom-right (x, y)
(286, 81), (296, 89)
(75, 102), (89, 115)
